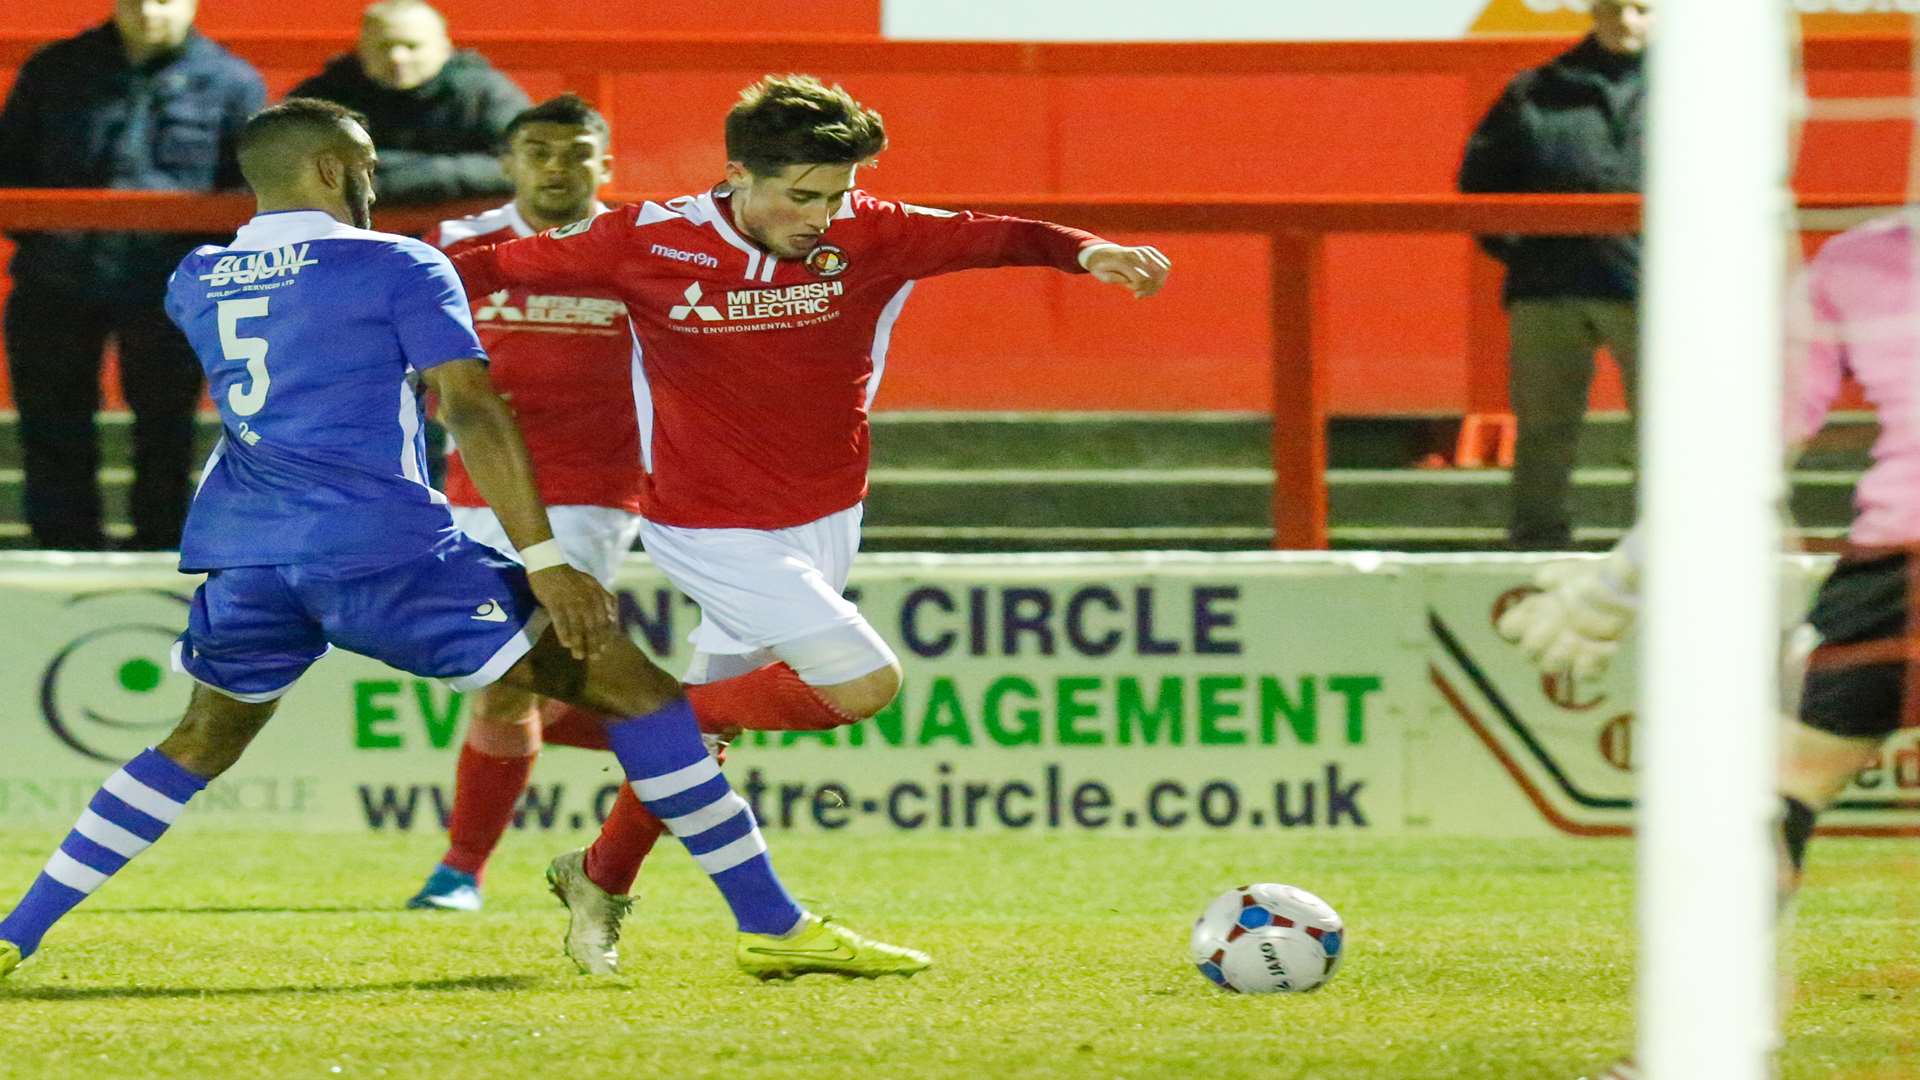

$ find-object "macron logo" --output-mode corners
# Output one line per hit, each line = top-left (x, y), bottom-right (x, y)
(669, 282), (722, 322)
(652, 243), (719, 268)
(470, 600), (509, 623)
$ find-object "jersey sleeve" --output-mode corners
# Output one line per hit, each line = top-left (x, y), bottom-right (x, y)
(163, 264), (188, 333)
(858, 192), (1106, 280)
(448, 205), (635, 296)
(1784, 258), (1848, 448)
(388, 240), (490, 372)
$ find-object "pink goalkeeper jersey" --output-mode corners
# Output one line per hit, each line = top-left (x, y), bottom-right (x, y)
(1790, 214), (1920, 546)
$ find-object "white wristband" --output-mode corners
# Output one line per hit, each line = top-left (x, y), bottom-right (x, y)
(520, 538), (568, 573)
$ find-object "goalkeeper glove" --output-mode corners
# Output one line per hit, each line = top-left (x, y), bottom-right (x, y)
(1496, 547), (1640, 682)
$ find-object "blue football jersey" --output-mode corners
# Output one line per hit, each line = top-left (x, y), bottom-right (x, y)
(165, 210), (489, 570)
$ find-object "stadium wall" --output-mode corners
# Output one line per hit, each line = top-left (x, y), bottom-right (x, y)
(1, 552), (1908, 840)
(0, 14), (1904, 414)
(6, 2), (1916, 39)
(0, 1), (884, 36)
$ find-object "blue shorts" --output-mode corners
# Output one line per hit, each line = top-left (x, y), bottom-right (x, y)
(172, 532), (550, 703)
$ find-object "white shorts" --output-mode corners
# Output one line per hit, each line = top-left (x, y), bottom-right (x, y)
(449, 504), (645, 589)
(640, 504), (868, 659)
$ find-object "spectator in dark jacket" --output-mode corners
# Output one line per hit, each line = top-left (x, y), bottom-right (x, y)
(1460, 0), (1649, 550)
(0, 0), (265, 550)
(290, 0), (529, 204)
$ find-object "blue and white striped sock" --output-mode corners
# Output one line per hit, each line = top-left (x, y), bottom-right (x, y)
(0, 748), (205, 958)
(605, 699), (803, 936)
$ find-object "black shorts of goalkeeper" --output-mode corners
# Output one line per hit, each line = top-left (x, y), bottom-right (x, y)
(1800, 545), (1920, 741)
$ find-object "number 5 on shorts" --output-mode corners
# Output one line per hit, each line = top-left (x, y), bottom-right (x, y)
(218, 296), (272, 417)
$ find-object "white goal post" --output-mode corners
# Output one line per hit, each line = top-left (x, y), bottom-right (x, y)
(1637, 1), (1792, 1076)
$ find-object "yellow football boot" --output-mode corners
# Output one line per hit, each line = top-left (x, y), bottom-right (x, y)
(736, 914), (930, 981)
(0, 942), (21, 980)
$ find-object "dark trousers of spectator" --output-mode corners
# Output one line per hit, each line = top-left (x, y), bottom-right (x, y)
(1506, 298), (1640, 550)
(4, 283), (205, 550)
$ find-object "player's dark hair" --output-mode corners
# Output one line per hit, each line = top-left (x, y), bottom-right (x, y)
(237, 98), (371, 193)
(725, 74), (886, 176)
(504, 93), (611, 150)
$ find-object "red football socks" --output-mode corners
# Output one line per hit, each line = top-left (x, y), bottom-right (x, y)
(540, 663), (853, 742)
(538, 699), (610, 750)
(584, 783), (665, 896)
(684, 662), (855, 732)
(441, 744), (536, 880)
(553, 663), (855, 896)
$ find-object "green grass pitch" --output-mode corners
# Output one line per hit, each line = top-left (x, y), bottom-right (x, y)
(0, 831), (1913, 1079)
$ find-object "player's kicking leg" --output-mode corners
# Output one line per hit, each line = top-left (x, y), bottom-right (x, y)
(0, 685), (280, 977)
(539, 734), (663, 974)
(495, 629), (928, 979)
(535, 506), (918, 977)
(536, 641), (908, 976)
(539, 673), (807, 977)
(415, 527), (921, 979)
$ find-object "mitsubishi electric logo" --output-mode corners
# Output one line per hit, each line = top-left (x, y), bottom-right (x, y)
(725, 281), (845, 318)
(667, 280), (846, 332)
(669, 282), (723, 321)
(475, 290), (523, 321)
(475, 290), (621, 329)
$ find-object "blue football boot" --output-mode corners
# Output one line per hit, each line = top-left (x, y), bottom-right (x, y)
(406, 864), (482, 911)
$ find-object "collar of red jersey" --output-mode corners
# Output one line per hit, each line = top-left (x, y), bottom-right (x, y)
(505, 200), (611, 239)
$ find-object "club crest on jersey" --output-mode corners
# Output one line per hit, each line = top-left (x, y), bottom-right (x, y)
(805, 244), (850, 278)
(546, 218), (595, 239)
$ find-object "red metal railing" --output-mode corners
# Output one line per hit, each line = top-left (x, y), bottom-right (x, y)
(0, 30), (1910, 546)
(0, 189), (1899, 547)
(2, 32), (1909, 76)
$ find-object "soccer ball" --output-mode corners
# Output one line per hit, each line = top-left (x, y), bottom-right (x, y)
(1189, 883), (1344, 994)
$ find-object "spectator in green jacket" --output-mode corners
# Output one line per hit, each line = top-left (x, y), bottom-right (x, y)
(290, 0), (529, 204)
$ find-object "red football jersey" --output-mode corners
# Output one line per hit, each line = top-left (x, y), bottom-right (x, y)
(426, 202), (645, 512)
(450, 188), (1103, 529)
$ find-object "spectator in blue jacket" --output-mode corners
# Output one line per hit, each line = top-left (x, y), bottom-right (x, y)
(0, 0), (265, 550)
(1460, 0), (1650, 551)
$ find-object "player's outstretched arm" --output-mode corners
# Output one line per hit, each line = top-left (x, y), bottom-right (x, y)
(424, 359), (617, 660)
(871, 195), (1171, 293)
(1082, 244), (1172, 299)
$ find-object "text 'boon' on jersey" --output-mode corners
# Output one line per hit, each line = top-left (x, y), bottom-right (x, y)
(196, 244), (319, 288)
